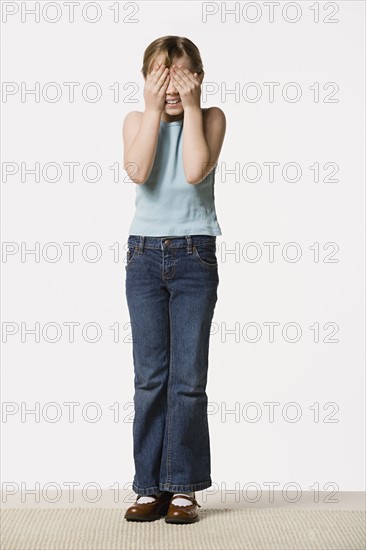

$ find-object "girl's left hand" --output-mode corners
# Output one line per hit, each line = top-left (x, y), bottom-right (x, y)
(170, 65), (203, 109)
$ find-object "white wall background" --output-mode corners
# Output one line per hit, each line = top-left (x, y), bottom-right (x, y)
(1, 0), (365, 504)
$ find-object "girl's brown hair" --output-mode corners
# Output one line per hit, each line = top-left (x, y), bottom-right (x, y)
(141, 36), (204, 79)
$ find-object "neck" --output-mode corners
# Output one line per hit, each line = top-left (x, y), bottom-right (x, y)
(160, 113), (184, 123)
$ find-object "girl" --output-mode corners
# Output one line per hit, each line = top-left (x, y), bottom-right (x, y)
(123, 36), (226, 524)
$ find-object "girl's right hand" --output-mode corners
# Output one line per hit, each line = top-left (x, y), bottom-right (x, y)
(143, 64), (170, 114)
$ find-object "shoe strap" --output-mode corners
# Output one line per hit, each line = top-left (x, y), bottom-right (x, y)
(170, 494), (201, 507)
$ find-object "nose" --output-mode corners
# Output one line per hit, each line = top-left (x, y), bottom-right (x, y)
(167, 70), (178, 95)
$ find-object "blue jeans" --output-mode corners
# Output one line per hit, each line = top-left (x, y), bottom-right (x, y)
(125, 234), (219, 495)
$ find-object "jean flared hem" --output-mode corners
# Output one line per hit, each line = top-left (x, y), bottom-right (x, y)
(132, 479), (212, 495)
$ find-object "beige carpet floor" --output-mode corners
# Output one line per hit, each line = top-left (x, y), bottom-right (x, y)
(1, 508), (365, 550)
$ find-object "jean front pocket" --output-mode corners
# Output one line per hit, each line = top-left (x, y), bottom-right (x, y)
(193, 244), (218, 268)
(125, 246), (138, 269)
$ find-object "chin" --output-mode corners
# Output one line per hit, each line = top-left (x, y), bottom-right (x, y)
(165, 106), (184, 113)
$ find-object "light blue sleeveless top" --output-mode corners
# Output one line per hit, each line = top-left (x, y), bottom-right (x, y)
(128, 117), (222, 237)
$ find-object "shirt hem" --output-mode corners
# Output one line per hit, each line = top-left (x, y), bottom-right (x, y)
(128, 227), (222, 237)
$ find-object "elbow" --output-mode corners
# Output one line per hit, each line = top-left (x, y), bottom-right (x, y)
(126, 173), (147, 185)
(186, 169), (205, 184)
(130, 176), (146, 185)
(186, 175), (204, 185)
(185, 163), (211, 185)
(124, 163), (147, 184)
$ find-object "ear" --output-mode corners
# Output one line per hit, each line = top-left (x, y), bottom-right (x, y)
(194, 71), (204, 83)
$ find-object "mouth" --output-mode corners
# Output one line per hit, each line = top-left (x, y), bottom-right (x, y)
(165, 98), (181, 107)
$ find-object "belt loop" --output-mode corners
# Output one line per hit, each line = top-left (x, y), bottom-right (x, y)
(138, 235), (145, 253)
(185, 235), (193, 254)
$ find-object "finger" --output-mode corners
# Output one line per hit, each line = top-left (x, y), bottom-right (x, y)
(155, 65), (167, 77)
(170, 68), (183, 83)
(149, 64), (166, 82)
(169, 72), (181, 87)
(170, 77), (179, 88)
(174, 65), (196, 84)
(162, 75), (170, 88)
(148, 65), (161, 77)
(171, 68), (189, 87)
(155, 72), (170, 93)
(173, 65), (190, 77)
(157, 67), (169, 81)
(153, 67), (169, 88)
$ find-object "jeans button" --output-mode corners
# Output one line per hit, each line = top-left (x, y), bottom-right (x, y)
(164, 239), (171, 245)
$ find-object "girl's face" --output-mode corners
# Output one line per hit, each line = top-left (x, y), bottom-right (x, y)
(148, 53), (203, 121)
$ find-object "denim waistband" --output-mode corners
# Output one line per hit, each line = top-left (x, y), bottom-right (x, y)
(127, 234), (216, 251)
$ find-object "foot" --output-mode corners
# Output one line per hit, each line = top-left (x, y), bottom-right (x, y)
(124, 492), (172, 521)
(165, 493), (202, 524)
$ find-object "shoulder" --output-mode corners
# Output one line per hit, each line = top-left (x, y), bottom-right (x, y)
(123, 110), (143, 130)
(202, 107), (226, 136)
(202, 107), (226, 131)
(123, 110), (143, 121)
(202, 106), (226, 122)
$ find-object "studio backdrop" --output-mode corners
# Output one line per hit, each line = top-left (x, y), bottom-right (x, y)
(1, 0), (365, 506)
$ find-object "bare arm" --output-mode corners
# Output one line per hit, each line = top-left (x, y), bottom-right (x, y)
(182, 106), (226, 184)
(123, 110), (161, 184)
(123, 64), (170, 184)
